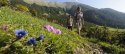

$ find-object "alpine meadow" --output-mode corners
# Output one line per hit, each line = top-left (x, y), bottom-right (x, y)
(0, 0), (125, 54)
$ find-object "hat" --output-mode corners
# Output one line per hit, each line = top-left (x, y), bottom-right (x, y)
(77, 7), (81, 11)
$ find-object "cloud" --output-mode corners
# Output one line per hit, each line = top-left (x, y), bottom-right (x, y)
(71, 0), (79, 2)
(75, 0), (79, 2)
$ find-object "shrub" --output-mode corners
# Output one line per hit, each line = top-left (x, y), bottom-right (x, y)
(86, 26), (110, 42)
(0, 0), (9, 6)
(30, 9), (37, 16)
(85, 25), (125, 47)
(16, 4), (29, 12)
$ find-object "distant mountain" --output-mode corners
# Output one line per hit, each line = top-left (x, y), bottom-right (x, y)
(100, 8), (125, 20)
(64, 2), (125, 28)
(9, 0), (125, 28)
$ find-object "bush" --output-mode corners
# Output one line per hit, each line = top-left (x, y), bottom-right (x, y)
(16, 4), (29, 12)
(86, 26), (110, 42)
(0, 0), (9, 6)
(85, 25), (125, 47)
(30, 9), (37, 16)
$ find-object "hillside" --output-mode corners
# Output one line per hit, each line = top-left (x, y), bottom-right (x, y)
(0, 6), (125, 54)
(64, 2), (125, 28)
(16, 0), (125, 28)
(1, 0), (125, 54)
(0, 7), (106, 54)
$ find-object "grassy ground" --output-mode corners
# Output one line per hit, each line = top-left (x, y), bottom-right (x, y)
(0, 6), (125, 54)
(108, 27), (125, 32)
(0, 6), (92, 54)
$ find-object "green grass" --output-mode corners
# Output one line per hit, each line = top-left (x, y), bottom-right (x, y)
(1, 6), (125, 54)
(108, 27), (125, 32)
(86, 38), (125, 54)
(0, 7), (92, 54)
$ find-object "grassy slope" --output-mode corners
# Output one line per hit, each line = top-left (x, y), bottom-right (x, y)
(0, 6), (124, 54)
(108, 27), (125, 32)
(0, 7), (94, 54)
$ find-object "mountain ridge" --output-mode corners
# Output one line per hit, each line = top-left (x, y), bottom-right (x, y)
(10, 0), (125, 28)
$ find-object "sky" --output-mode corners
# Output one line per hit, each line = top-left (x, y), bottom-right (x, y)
(47, 0), (125, 13)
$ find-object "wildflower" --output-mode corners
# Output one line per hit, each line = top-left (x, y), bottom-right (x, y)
(2, 25), (8, 31)
(44, 25), (62, 34)
(44, 25), (54, 32)
(36, 34), (44, 41)
(26, 37), (37, 45)
(55, 29), (61, 34)
(53, 29), (57, 34)
(53, 29), (61, 34)
(15, 29), (27, 39)
(49, 26), (54, 32)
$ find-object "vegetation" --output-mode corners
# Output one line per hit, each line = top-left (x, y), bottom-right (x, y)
(1, 0), (125, 54)
(0, 6), (125, 54)
(82, 25), (125, 53)
(11, 0), (125, 28)
(15, 4), (29, 12)
(0, 0), (9, 7)
(0, 7), (93, 54)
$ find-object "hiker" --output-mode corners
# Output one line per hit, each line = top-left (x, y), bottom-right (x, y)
(67, 15), (73, 30)
(74, 7), (84, 35)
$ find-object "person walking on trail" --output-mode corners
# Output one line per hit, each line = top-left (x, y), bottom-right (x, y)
(67, 15), (73, 30)
(74, 7), (84, 35)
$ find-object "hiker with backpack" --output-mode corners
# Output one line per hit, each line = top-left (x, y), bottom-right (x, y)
(67, 15), (73, 30)
(74, 7), (84, 35)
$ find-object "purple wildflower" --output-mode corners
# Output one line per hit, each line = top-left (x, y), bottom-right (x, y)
(55, 29), (61, 34)
(2, 25), (8, 31)
(44, 25), (62, 34)
(26, 37), (37, 45)
(36, 34), (44, 41)
(44, 25), (55, 32)
(15, 29), (27, 39)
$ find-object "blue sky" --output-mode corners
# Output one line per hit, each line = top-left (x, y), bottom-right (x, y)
(47, 0), (125, 13)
